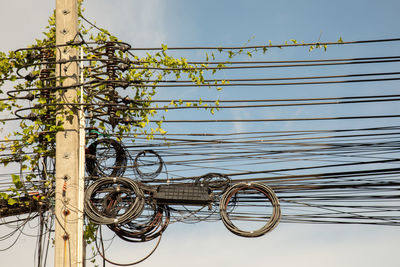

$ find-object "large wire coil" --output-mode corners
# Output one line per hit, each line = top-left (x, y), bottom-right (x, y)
(133, 150), (164, 181)
(219, 182), (281, 237)
(84, 177), (145, 225)
(86, 138), (128, 177)
(109, 204), (170, 242)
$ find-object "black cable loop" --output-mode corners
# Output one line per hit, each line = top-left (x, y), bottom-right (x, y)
(109, 201), (161, 238)
(85, 138), (128, 177)
(110, 204), (170, 242)
(220, 182), (281, 237)
(133, 150), (164, 181)
(84, 177), (145, 225)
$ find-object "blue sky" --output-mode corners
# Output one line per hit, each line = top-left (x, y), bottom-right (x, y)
(1, 0), (400, 266)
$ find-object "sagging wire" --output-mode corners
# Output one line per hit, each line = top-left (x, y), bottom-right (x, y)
(95, 225), (163, 266)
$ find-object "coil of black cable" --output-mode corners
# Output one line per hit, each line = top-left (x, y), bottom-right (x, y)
(219, 182), (281, 237)
(109, 204), (170, 242)
(86, 138), (127, 177)
(133, 150), (164, 181)
(84, 177), (145, 225)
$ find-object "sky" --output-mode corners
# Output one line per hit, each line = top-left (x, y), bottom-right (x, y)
(1, 0), (400, 266)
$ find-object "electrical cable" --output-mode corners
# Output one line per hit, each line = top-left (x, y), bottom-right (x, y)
(220, 182), (281, 237)
(86, 138), (128, 177)
(129, 37), (400, 51)
(95, 225), (163, 266)
(84, 177), (145, 225)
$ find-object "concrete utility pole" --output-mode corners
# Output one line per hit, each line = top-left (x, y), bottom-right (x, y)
(55, 0), (85, 266)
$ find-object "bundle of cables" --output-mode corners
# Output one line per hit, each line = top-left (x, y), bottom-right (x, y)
(133, 150), (164, 181)
(109, 203), (170, 242)
(86, 138), (128, 177)
(219, 182), (281, 237)
(84, 177), (145, 225)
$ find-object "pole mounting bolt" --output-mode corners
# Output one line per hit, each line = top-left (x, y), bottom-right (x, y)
(63, 209), (71, 216)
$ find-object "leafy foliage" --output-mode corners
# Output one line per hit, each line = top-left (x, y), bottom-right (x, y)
(0, 2), (225, 207)
(0, 1), (341, 249)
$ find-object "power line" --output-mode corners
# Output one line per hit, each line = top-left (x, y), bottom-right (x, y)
(129, 37), (400, 51)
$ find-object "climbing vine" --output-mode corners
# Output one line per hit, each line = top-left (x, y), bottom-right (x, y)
(0, 1), (341, 248)
(0, 1), (222, 205)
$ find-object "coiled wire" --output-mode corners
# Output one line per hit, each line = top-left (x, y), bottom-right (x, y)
(84, 177), (145, 225)
(133, 150), (164, 181)
(109, 204), (170, 242)
(86, 138), (128, 177)
(219, 182), (281, 237)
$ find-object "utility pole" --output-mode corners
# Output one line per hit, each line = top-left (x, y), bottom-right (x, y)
(55, 0), (84, 266)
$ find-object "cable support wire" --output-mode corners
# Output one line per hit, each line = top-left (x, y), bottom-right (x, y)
(116, 97), (400, 111)
(96, 76), (400, 88)
(135, 55), (400, 65)
(130, 71), (400, 84)
(124, 58), (400, 71)
(141, 114), (400, 123)
(128, 37), (400, 50)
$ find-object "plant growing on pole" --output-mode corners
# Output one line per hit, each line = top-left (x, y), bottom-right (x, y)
(0, 1), (223, 207)
(0, 1), (332, 259)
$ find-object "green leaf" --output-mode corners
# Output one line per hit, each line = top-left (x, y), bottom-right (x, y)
(0, 192), (9, 200)
(12, 174), (23, 189)
(263, 47), (268, 53)
(7, 198), (17, 205)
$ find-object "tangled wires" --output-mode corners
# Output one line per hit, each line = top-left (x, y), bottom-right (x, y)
(86, 138), (166, 182)
(86, 138), (128, 177)
(108, 204), (170, 242)
(195, 173), (231, 191)
(220, 182), (281, 238)
(84, 177), (145, 225)
(133, 150), (164, 181)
